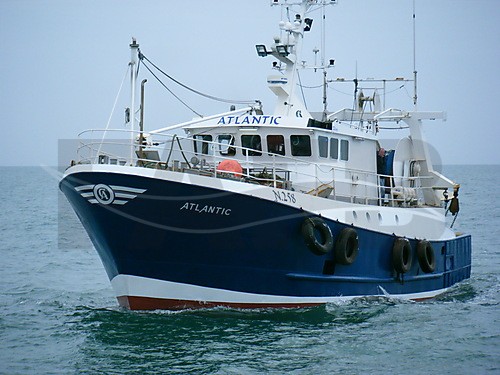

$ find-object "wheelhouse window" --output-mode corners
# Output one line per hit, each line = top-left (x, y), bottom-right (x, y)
(217, 134), (236, 156)
(340, 139), (349, 161)
(267, 135), (285, 156)
(330, 138), (338, 160)
(318, 136), (328, 158)
(241, 135), (262, 156)
(290, 135), (312, 156)
(193, 134), (212, 155)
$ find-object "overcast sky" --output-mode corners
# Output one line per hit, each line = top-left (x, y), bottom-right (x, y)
(1, 0), (499, 166)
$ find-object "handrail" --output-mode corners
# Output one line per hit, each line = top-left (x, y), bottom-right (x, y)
(74, 128), (441, 208)
(149, 106), (254, 135)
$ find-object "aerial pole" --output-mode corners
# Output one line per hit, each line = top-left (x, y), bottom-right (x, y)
(129, 38), (139, 165)
(137, 79), (147, 163)
(321, 1), (328, 121)
(412, 0), (418, 110)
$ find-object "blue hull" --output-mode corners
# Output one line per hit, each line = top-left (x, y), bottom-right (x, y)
(60, 170), (472, 310)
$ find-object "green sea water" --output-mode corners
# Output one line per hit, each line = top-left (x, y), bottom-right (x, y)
(0, 166), (498, 374)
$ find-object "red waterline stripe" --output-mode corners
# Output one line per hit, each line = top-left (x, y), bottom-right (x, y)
(117, 296), (324, 311)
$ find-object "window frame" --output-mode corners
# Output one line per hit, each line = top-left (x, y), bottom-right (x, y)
(290, 135), (312, 157)
(266, 134), (286, 156)
(241, 134), (262, 156)
(330, 138), (339, 160)
(318, 136), (329, 158)
(193, 134), (213, 155)
(217, 134), (236, 156)
(340, 139), (349, 161)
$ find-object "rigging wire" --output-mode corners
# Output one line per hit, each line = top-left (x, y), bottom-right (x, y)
(402, 85), (414, 101)
(97, 64), (130, 157)
(139, 51), (257, 105)
(140, 58), (203, 117)
(299, 83), (323, 89)
(296, 71), (308, 109)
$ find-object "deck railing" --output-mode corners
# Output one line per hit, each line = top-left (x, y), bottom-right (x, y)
(74, 129), (439, 208)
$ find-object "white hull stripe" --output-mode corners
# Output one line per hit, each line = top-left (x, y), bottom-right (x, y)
(75, 184), (95, 191)
(110, 274), (449, 304)
(109, 185), (147, 194)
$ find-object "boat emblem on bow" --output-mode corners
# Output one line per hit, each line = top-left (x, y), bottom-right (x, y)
(75, 184), (147, 205)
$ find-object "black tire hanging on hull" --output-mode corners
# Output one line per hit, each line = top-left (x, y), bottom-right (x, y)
(392, 237), (412, 274)
(335, 228), (359, 265)
(301, 217), (334, 255)
(417, 239), (436, 273)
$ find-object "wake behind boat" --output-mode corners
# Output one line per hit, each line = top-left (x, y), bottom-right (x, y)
(60, 0), (471, 310)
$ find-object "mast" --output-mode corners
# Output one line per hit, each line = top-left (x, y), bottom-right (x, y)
(284, 0), (308, 117)
(256, 1), (337, 119)
(129, 38), (139, 165)
(138, 79), (147, 162)
(255, 1), (311, 118)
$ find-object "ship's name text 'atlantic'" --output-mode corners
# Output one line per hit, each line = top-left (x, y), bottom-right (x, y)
(180, 202), (231, 216)
(217, 115), (281, 125)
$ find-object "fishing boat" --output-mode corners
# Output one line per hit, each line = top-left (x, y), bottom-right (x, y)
(59, 0), (471, 310)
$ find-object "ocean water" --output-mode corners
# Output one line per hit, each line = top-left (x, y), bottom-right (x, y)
(0, 165), (498, 374)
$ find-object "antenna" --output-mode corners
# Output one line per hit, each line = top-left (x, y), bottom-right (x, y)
(412, 0), (418, 109)
(353, 61), (358, 110)
(321, 2), (327, 120)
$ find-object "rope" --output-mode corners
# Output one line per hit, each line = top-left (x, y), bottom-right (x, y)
(139, 51), (258, 105)
(97, 64), (130, 157)
(140, 59), (203, 117)
(298, 83), (323, 89)
(297, 71), (308, 109)
(450, 211), (459, 228)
